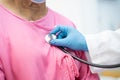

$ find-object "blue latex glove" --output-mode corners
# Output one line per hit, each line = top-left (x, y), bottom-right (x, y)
(49, 25), (88, 51)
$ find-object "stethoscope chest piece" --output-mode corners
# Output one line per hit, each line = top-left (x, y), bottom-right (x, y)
(45, 34), (57, 43)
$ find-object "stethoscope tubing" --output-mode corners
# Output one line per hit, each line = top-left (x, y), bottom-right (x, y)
(47, 34), (120, 68)
(57, 46), (120, 68)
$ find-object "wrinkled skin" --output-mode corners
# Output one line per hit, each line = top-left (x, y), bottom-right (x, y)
(0, 0), (47, 21)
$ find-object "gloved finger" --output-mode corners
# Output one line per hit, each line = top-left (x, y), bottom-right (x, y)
(50, 25), (68, 34)
(57, 34), (63, 39)
(49, 38), (67, 47)
(57, 32), (67, 39)
(50, 25), (61, 34)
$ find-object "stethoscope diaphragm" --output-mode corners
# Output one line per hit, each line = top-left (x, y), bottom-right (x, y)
(45, 34), (57, 43)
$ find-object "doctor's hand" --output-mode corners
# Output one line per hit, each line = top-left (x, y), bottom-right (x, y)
(49, 25), (88, 51)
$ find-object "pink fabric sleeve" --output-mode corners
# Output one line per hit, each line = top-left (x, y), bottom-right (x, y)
(0, 37), (5, 80)
(0, 26), (7, 80)
(0, 59), (5, 80)
(74, 51), (99, 80)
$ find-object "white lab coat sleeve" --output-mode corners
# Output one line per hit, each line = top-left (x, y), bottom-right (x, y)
(84, 29), (120, 73)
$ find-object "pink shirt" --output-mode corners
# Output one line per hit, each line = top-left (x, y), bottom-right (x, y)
(0, 5), (99, 80)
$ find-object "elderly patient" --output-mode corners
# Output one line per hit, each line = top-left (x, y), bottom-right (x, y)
(0, 0), (99, 80)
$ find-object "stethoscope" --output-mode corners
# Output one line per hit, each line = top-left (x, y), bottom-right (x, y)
(45, 34), (120, 69)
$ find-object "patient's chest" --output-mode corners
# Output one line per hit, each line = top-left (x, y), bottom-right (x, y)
(4, 23), (79, 80)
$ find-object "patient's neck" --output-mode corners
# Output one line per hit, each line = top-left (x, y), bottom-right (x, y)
(0, 0), (48, 21)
